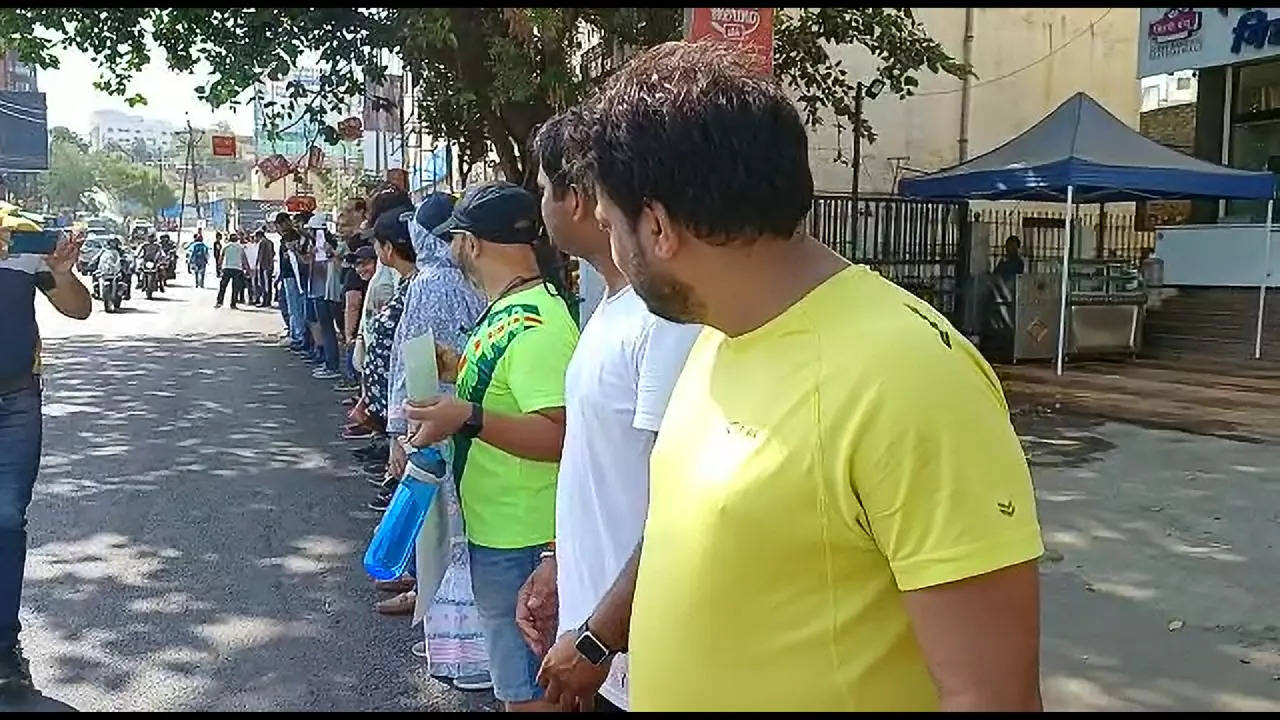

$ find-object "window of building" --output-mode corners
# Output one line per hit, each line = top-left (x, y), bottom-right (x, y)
(1175, 76), (1192, 91)
(1228, 58), (1280, 221)
(1142, 85), (1160, 110)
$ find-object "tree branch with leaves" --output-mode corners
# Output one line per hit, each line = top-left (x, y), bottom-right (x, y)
(1, 7), (969, 185)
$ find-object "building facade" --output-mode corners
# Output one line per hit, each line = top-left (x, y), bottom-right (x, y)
(807, 8), (1141, 195)
(1137, 7), (1280, 223)
(1141, 69), (1198, 111)
(0, 50), (37, 93)
(88, 109), (177, 153)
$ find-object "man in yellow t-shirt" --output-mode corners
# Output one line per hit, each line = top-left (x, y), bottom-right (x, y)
(534, 42), (1043, 712)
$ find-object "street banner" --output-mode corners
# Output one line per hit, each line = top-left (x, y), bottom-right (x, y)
(338, 116), (363, 141)
(685, 7), (775, 75)
(211, 134), (237, 157)
(257, 153), (293, 185)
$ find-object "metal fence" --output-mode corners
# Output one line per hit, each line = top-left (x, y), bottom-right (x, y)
(977, 207), (1155, 274)
(807, 194), (970, 321)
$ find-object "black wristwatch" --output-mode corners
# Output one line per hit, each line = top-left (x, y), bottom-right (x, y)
(574, 621), (619, 666)
(459, 402), (484, 438)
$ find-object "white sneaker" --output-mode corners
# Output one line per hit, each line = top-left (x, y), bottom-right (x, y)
(312, 368), (341, 380)
(452, 674), (494, 692)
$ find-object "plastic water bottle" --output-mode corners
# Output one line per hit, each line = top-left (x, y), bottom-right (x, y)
(363, 445), (447, 581)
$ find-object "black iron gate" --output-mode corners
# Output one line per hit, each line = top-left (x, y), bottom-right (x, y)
(806, 194), (971, 324)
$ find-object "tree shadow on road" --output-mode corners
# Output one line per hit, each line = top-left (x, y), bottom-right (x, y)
(1015, 410), (1280, 710)
(23, 333), (494, 712)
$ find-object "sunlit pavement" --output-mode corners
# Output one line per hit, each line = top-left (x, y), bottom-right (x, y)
(14, 271), (493, 711)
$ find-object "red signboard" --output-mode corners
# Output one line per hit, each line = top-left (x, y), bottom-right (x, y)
(285, 195), (317, 214)
(256, 153), (293, 185)
(686, 7), (774, 75)
(211, 134), (237, 157)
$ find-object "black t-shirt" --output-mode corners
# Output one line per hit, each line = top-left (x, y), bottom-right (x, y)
(342, 268), (367, 295)
(277, 228), (300, 279)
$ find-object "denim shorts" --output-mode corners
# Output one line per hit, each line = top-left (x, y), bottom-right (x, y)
(468, 543), (546, 703)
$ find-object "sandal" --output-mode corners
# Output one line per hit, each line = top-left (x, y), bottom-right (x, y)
(374, 576), (416, 593)
(375, 589), (417, 616)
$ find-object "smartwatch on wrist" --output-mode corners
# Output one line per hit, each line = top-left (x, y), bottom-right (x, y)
(459, 402), (484, 438)
(574, 620), (620, 666)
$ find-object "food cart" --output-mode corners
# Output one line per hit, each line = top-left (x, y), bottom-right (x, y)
(900, 92), (1275, 373)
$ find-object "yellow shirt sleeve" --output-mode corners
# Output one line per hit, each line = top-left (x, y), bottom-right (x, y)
(843, 340), (1044, 592)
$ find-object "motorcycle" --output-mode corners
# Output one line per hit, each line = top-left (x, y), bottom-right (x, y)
(95, 267), (127, 313)
(155, 249), (169, 293)
(93, 246), (128, 312)
(140, 258), (161, 300)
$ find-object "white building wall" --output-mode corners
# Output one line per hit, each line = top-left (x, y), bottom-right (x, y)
(807, 8), (1141, 195)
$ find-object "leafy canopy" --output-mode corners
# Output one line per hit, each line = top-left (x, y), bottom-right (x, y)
(1, 8), (968, 182)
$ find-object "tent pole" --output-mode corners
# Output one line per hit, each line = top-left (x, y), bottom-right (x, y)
(1255, 197), (1275, 360)
(1055, 186), (1075, 376)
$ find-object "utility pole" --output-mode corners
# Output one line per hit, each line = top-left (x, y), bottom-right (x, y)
(851, 83), (863, 249)
(849, 79), (885, 250)
(177, 117), (192, 244)
(190, 119), (203, 232)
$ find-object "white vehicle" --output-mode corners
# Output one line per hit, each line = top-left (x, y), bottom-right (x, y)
(129, 220), (155, 240)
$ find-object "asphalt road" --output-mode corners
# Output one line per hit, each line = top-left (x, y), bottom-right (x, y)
(11, 270), (493, 711)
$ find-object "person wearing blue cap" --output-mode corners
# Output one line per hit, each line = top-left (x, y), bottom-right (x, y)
(378, 192), (491, 690)
(404, 180), (579, 711)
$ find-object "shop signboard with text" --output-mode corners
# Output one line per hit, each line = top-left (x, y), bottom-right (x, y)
(1139, 7), (1280, 77)
(685, 8), (774, 75)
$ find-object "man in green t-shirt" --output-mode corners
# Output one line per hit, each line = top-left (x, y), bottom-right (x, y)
(406, 181), (578, 711)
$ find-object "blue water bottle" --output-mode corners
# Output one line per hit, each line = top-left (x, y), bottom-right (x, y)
(363, 445), (447, 581)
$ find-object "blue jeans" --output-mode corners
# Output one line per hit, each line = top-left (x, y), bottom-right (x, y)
(193, 264), (206, 288)
(284, 278), (309, 349)
(0, 382), (41, 654)
(313, 298), (340, 372)
(469, 543), (545, 703)
(344, 342), (357, 382)
(277, 280), (290, 331)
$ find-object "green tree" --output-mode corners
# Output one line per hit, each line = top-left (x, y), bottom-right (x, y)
(48, 125), (90, 153)
(1, 8), (968, 183)
(95, 152), (177, 219)
(41, 132), (98, 210)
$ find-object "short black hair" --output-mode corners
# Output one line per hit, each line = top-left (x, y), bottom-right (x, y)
(585, 41), (813, 244)
(533, 109), (594, 201)
(375, 234), (416, 264)
(367, 185), (411, 224)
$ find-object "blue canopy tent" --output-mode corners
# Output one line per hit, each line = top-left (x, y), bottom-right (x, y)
(899, 92), (1277, 373)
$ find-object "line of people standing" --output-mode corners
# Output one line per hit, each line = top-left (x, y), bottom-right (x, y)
(209, 229), (276, 310)
(367, 40), (1042, 713)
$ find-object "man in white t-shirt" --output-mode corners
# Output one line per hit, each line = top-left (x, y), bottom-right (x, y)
(515, 110), (700, 712)
(242, 232), (261, 306)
